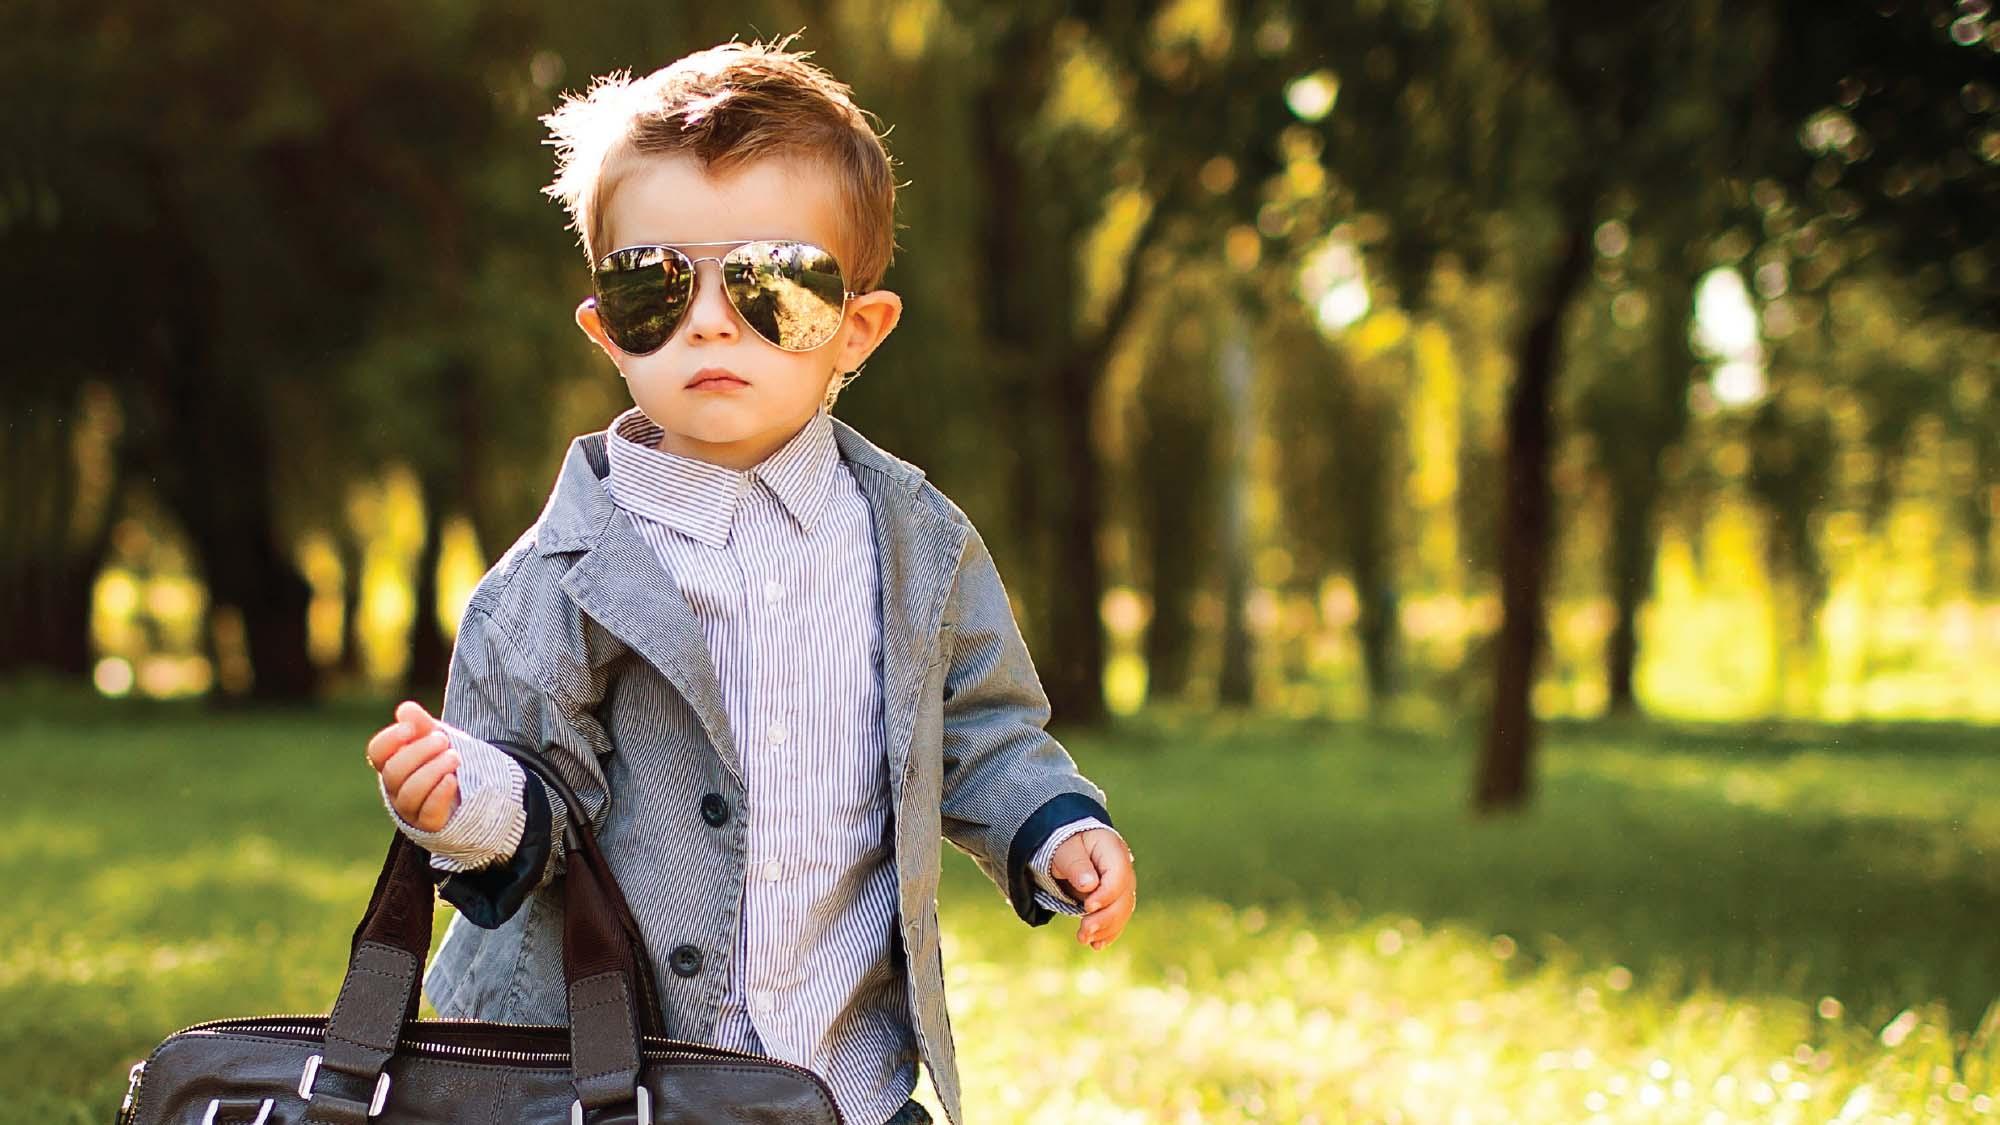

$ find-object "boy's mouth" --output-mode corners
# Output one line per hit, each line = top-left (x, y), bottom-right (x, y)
(685, 367), (750, 391)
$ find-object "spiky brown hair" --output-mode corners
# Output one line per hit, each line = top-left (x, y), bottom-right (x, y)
(541, 35), (900, 291)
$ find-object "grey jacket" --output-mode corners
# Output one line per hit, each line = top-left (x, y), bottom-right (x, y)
(416, 416), (1112, 1125)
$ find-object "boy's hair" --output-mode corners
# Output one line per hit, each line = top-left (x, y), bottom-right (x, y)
(541, 36), (900, 294)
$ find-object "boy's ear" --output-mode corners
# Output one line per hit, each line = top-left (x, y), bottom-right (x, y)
(575, 298), (621, 363)
(832, 289), (902, 374)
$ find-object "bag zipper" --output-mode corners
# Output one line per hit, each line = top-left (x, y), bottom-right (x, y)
(124, 1015), (834, 1121)
(177, 1016), (798, 1066)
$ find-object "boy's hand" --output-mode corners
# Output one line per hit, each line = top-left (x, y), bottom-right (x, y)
(366, 700), (461, 832)
(1049, 828), (1137, 950)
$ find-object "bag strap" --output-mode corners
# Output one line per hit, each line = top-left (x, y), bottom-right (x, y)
(316, 740), (665, 1122)
(484, 739), (667, 1040)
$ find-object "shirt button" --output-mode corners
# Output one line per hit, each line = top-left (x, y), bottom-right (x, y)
(767, 720), (788, 746)
(764, 579), (784, 604)
(753, 993), (774, 1014)
(761, 859), (782, 882)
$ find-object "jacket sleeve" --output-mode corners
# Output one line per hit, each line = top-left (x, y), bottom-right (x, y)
(378, 602), (614, 928)
(936, 523), (1113, 926)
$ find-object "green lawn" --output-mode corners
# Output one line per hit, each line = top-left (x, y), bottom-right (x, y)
(4, 692), (1995, 1122)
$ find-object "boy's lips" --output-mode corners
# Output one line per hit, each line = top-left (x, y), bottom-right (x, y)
(685, 368), (749, 391)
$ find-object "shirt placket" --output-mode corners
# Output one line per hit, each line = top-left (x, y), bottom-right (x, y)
(740, 481), (805, 1059)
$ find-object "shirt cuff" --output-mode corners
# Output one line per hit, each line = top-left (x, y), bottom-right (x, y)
(1029, 817), (1116, 916)
(376, 721), (529, 873)
(435, 767), (553, 929)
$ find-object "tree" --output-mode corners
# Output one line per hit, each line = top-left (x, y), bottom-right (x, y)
(1, 0), (546, 700)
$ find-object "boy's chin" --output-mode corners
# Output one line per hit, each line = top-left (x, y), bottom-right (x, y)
(637, 400), (789, 446)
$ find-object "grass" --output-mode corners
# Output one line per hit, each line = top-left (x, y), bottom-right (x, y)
(2, 691), (1995, 1122)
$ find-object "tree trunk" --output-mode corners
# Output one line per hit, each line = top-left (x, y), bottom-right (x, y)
(0, 400), (116, 681)
(1476, 202), (1597, 813)
(337, 528), (367, 682)
(1042, 356), (1109, 724)
(141, 318), (316, 703)
(178, 430), (318, 702)
(405, 359), (484, 697)
(1215, 309), (1256, 707)
(1602, 488), (1650, 717)
(1353, 558), (1400, 712)
(965, 17), (1168, 726)
(404, 470), (450, 697)
(1142, 556), (1198, 700)
(1602, 261), (1698, 717)
(1967, 438), (1995, 596)
(1138, 410), (1214, 702)
(969, 28), (1084, 715)
(116, 166), (318, 704)
(1342, 389), (1400, 712)
(2, 560), (102, 680)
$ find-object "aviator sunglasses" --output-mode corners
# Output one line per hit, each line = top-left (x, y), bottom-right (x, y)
(585, 239), (857, 356)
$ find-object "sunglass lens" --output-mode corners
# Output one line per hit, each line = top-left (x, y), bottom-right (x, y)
(723, 241), (848, 351)
(594, 246), (694, 355)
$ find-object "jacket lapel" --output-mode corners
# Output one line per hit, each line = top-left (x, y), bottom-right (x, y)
(830, 419), (968, 803)
(537, 434), (744, 784)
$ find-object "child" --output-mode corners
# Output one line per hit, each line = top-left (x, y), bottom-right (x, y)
(361, 37), (1135, 1125)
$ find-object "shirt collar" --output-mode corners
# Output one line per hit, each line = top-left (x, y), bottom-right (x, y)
(603, 405), (840, 549)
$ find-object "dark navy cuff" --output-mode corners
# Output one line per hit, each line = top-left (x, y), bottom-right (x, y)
(1006, 792), (1113, 926)
(434, 767), (551, 929)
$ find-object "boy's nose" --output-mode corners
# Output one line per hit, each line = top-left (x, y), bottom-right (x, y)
(682, 259), (740, 344)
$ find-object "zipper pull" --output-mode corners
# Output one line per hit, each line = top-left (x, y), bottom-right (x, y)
(116, 1060), (144, 1125)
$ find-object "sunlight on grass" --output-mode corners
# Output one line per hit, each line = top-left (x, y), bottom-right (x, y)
(5, 699), (1995, 1122)
(0, 935), (235, 990)
(78, 836), (373, 917)
(924, 902), (1999, 1122)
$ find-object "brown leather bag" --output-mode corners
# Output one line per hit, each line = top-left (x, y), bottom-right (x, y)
(115, 740), (844, 1124)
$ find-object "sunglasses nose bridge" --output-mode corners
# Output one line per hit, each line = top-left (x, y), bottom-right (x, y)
(679, 255), (743, 338)
(679, 254), (723, 286)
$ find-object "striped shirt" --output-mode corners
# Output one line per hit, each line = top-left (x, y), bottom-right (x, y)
(384, 404), (1107, 1124)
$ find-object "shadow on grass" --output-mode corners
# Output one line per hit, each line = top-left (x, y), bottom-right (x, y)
(2, 698), (439, 1123)
(1547, 712), (2000, 760)
(1023, 709), (2000, 1032)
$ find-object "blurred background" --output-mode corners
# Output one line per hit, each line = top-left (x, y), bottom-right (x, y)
(4, 0), (1997, 1121)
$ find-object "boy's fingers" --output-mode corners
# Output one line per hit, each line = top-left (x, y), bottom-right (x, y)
(380, 733), (453, 794)
(1081, 833), (1135, 913)
(413, 773), (459, 832)
(1079, 889), (1136, 947)
(393, 747), (461, 824)
(1078, 909), (1122, 948)
(394, 700), (440, 737)
(365, 723), (414, 770)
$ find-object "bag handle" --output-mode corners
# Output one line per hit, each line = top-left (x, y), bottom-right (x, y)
(308, 741), (664, 1124)
(483, 738), (667, 1040)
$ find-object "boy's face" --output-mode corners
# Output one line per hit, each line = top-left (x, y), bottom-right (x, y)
(575, 155), (901, 470)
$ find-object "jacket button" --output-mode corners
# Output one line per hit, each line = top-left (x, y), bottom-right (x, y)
(668, 944), (703, 977)
(700, 793), (730, 827)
